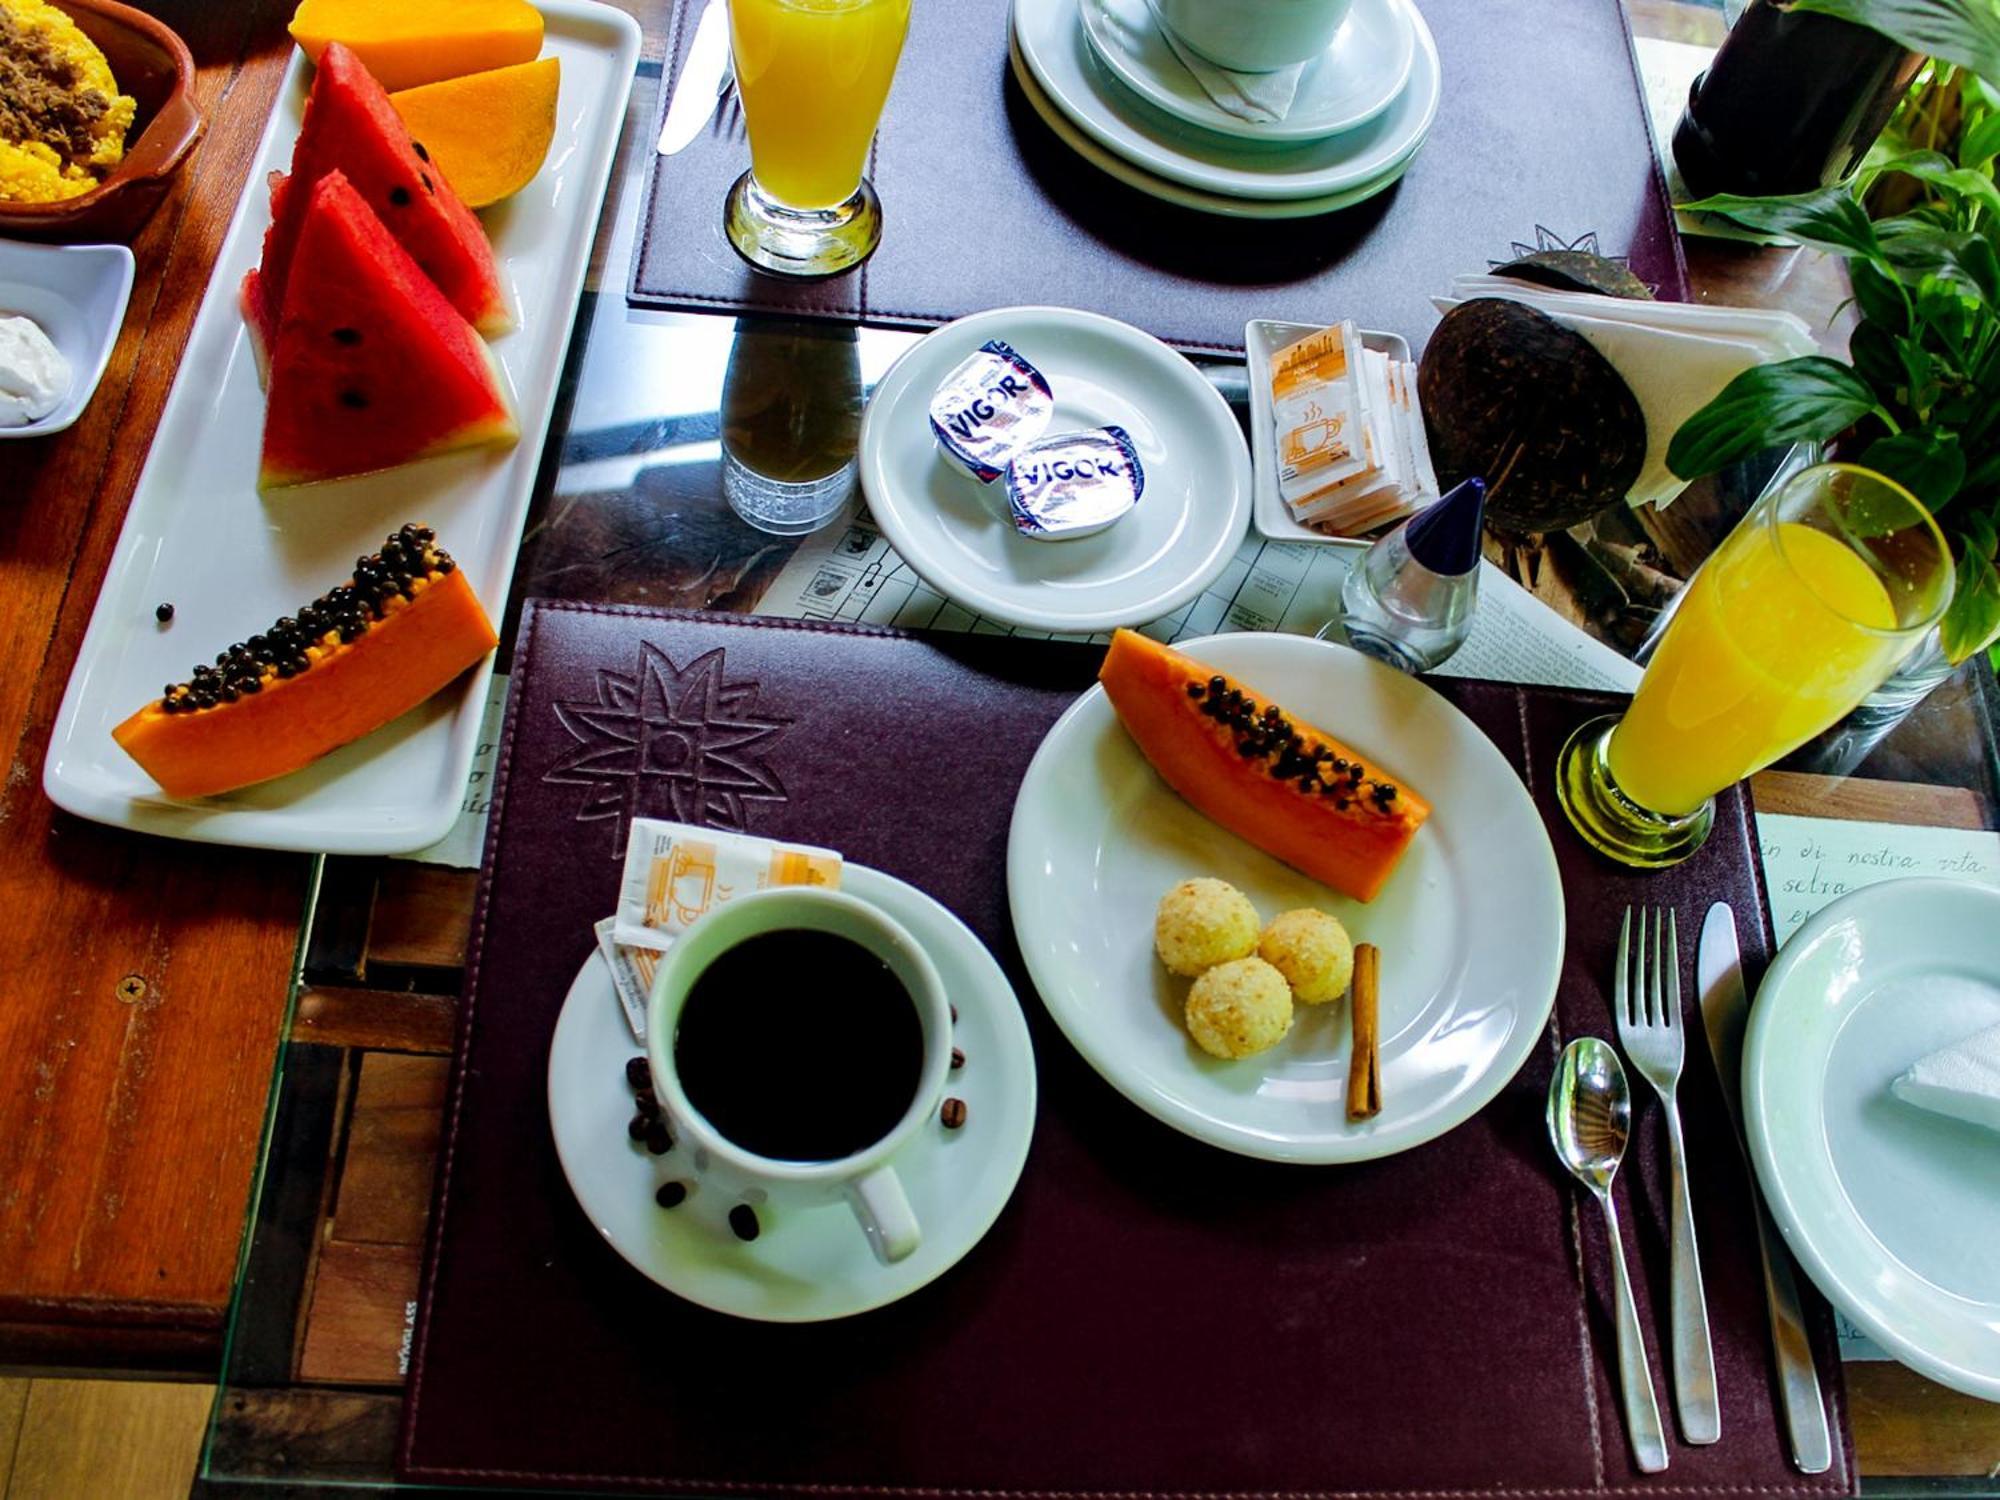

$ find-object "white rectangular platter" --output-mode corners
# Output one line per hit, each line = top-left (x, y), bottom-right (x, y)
(43, 0), (641, 855)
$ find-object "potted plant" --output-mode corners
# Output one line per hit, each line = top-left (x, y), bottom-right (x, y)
(1667, 0), (2000, 671)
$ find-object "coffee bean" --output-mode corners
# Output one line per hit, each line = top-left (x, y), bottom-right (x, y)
(625, 1057), (649, 1089)
(950, 1047), (965, 1070)
(654, 1181), (688, 1209)
(940, 1097), (968, 1130)
(627, 1114), (649, 1142)
(645, 1121), (672, 1155)
(949, 1003), (959, 1025)
(634, 1088), (660, 1118)
(728, 1204), (760, 1241)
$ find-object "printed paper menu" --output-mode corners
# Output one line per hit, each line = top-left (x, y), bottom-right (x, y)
(1754, 812), (2000, 945)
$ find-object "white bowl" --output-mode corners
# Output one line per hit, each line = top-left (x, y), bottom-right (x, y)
(0, 239), (135, 440)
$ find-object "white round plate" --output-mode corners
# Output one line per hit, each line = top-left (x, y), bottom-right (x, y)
(858, 306), (1249, 632)
(1079, 0), (1416, 144)
(1746, 878), (2000, 1401)
(1010, 29), (1416, 219)
(1013, 0), (1440, 200)
(1006, 631), (1564, 1163)
(547, 865), (1037, 1322)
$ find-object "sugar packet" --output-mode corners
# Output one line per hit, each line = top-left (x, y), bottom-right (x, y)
(612, 818), (842, 954)
(1273, 320), (1373, 503)
(594, 917), (661, 1042)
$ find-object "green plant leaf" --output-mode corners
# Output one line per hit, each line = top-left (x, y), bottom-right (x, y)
(1794, 0), (2000, 86)
(1679, 186), (1885, 260)
(1960, 110), (2000, 168)
(1850, 258), (1910, 332)
(1858, 428), (1967, 508)
(1882, 223), (1998, 303)
(1941, 547), (2000, 662)
(1964, 508), (1998, 555)
(1878, 148), (2000, 218)
(1666, 357), (1880, 479)
(1850, 320), (1909, 396)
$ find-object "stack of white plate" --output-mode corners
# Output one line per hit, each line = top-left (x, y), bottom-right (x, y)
(1009, 0), (1441, 219)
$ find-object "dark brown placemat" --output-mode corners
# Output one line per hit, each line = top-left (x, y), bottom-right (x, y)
(401, 604), (1851, 1496)
(629, 0), (1688, 355)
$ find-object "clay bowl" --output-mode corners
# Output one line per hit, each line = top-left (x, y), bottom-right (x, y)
(0, 0), (203, 242)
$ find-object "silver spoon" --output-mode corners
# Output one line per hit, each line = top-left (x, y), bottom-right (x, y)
(1549, 1036), (1670, 1474)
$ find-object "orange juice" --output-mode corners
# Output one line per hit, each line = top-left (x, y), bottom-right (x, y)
(730, 0), (912, 210)
(1608, 520), (1902, 816)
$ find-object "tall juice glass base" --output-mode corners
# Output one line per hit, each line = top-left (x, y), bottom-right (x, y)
(725, 172), (883, 278)
(724, 0), (911, 278)
(1557, 715), (1716, 869)
(1556, 463), (1951, 870)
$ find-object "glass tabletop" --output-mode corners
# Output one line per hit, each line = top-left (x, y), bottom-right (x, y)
(197, 21), (2000, 1499)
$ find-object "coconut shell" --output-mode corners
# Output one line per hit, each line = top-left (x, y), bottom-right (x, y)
(1494, 249), (1654, 300)
(1417, 298), (1646, 533)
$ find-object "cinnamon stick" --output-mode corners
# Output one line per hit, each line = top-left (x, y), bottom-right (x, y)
(1346, 943), (1382, 1122)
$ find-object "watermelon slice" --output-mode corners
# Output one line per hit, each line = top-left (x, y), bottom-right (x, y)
(242, 41), (512, 369)
(260, 170), (517, 488)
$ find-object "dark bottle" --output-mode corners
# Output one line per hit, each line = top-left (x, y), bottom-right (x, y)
(1672, 0), (1924, 199)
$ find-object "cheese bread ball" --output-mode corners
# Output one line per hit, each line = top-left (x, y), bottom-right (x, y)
(1154, 878), (1260, 978)
(1258, 909), (1354, 1005)
(1185, 956), (1293, 1060)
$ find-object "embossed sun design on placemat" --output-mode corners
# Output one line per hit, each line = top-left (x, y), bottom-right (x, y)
(544, 642), (792, 853)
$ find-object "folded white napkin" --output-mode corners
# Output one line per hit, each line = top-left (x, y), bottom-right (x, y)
(1893, 1021), (2000, 1134)
(1432, 280), (1821, 509)
(1447, 276), (1819, 355)
(1152, 11), (1306, 123)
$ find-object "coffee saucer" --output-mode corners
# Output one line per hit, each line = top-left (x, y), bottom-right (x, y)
(546, 864), (1037, 1322)
(1079, 0), (1416, 145)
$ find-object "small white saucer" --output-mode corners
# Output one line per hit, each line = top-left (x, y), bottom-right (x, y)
(547, 864), (1037, 1323)
(1080, 0), (1416, 145)
(1013, 0), (1440, 202)
(857, 305), (1250, 631)
(0, 240), (134, 440)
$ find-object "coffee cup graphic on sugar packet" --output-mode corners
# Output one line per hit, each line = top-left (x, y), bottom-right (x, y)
(645, 886), (953, 1264)
(1153, 0), (1357, 73)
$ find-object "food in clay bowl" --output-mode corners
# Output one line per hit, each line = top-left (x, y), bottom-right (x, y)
(0, 0), (203, 240)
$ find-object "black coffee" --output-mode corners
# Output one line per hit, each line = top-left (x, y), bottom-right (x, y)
(673, 927), (925, 1162)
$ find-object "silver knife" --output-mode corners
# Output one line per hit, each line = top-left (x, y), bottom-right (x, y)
(657, 0), (734, 155)
(1698, 902), (1834, 1476)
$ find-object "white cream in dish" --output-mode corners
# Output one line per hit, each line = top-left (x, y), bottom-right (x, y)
(0, 315), (71, 427)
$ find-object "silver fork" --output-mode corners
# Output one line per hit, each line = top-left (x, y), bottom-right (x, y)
(1616, 907), (1721, 1446)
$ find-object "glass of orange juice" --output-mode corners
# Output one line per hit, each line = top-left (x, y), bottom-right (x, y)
(1557, 463), (1953, 868)
(723, 0), (913, 278)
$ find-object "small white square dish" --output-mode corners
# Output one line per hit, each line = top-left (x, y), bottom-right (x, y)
(1245, 318), (1411, 546)
(0, 239), (136, 440)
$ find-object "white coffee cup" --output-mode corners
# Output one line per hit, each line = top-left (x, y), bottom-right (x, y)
(1152, 0), (1355, 73)
(645, 886), (951, 1265)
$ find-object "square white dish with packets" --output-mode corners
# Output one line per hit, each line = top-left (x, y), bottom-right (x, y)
(1246, 318), (1439, 546)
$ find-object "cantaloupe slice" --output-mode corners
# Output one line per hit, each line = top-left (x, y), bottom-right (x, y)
(1098, 629), (1431, 903)
(289, 0), (544, 93)
(114, 527), (499, 799)
(389, 57), (559, 208)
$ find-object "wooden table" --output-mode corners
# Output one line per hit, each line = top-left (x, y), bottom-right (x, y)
(2, 0), (1997, 1492)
